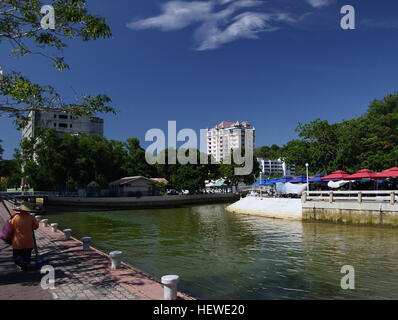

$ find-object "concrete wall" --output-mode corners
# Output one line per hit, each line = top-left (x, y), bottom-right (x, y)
(117, 180), (155, 197)
(45, 193), (239, 210)
(302, 201), (398, 226)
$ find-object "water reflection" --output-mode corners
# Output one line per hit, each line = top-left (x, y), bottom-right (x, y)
(48, 204), (398, 299)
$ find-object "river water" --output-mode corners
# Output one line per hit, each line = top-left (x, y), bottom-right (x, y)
(47, 204), (398, 299)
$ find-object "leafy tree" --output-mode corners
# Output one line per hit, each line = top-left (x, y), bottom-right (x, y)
(168, 149), (208, 193)
(294, 119), (339, 174)
(220, 149), (260, 188)
(280, 93), (398, 174)
(254, 144), (281, 160)
(17, 128), (162, 191)
(280, 139), (311, 175)
(0, 0), (116, 124)
(153, 148), (219, 193)
(124, 138), (157, 178)
(154, 148), (180, 183)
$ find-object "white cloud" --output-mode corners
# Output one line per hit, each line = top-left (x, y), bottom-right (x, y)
(195, 12), (297, 50)
(196, 12), (277, 50)
(128, 1), (214, 31)
(127, 0), (306, 50)
(305, 0), (334, 8)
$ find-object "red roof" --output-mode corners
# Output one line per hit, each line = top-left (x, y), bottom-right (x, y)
(321, 170), (350, 180)
(151, 178), (169, 185)
(346, 169), (379, 180)
(213, 121), (251, 130)
(215, 121), (236, 129)
(377, 167), (398, 178)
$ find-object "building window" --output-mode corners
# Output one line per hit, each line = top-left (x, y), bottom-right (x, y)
(59, 115), (68, 120)
(59, 123), (68, 128)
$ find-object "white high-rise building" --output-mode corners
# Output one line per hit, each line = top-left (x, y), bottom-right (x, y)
(206, 121), (255, 162)
(22, 110), (104, 139)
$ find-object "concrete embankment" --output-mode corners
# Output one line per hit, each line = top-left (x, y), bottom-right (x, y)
(302, 201), (398, 226)
(226, 197), (302, 220)
(45, 193), (239, 210)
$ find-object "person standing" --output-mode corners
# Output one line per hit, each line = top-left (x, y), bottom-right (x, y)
(9, 203), (39, 272)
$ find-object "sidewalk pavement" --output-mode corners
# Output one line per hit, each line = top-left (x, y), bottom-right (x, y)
(0, 202), (192, 300)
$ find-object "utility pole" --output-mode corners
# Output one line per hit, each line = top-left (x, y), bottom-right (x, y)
(305, 163), (310, 196)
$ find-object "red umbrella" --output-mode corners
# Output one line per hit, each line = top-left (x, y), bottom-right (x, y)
(321, 170), (350, 180)
(346, 169), (379, 180)
(377, 167), (398, 179)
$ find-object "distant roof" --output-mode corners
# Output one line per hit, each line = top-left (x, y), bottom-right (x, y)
(151, 178), (169, 185)
(109, 176), (155, 186)
(87, 181), (100, 188)
(213, 121), (251, 130)
(210, 179), (229, 187)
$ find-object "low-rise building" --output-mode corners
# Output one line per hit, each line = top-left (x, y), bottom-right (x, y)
(257, 158), (296, 177)
(109, 176), (157, 197)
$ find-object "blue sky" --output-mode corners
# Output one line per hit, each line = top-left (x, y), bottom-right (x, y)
(1, 0), (398, 158)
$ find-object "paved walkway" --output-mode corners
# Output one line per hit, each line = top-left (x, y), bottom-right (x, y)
(0, 202), (191, 300)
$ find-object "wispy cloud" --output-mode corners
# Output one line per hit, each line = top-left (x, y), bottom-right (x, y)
(127, 0), (314, 50)
(129, 1), (214, 31)
(305, 0), (334, 8)
(195, 12), (294, 50)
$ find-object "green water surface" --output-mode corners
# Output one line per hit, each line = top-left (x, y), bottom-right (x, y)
(47, 204), (398, 299)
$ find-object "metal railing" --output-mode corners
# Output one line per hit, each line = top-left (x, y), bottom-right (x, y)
(303, 190), (398, 204)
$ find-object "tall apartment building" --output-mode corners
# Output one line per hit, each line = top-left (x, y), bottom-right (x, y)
(22, 110), (104, 139)
(206, 121), (255, 162)
(257, 158), (296, 177)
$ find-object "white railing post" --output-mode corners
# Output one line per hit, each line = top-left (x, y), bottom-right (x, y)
(41, 219), (49, 227)
(329, 191), (334, 203)
(358, 192), (362, 203)
(50, 223), (58, 232)
(63, 229), (72, 240)
(161, 275), (180, 300)
(391, 192), (395, 205)
(109, 251), (123, 269)
(302, 191), (307, 203)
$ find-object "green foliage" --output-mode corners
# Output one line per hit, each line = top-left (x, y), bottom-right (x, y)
(254, 144), (281, 160)
(19, 129), (157, 191)
(125, 138), (157, 178)
(0, 146), (22, 191)
(0, 0), (116, 122)
(155, 148), (212, 193)
(154, 181), (166, 196)
(220, 149), (260, 186)
(257, 92), (398, 175)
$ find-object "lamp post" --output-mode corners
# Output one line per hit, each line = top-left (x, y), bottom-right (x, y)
(305, 163), (309, 196)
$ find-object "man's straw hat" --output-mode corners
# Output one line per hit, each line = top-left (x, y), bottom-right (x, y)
(14, 203), (32, 212)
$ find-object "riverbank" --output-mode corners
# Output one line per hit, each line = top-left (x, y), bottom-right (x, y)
(0, 202), (193, 300)
(226, 197), (302, 220)
(45, 193), (239, 210)
(35, 203), (398, 299)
